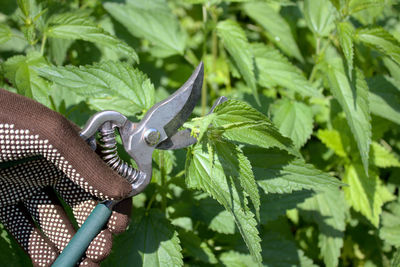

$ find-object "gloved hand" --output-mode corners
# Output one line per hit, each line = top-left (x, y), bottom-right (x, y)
(0, 89), (133, 266)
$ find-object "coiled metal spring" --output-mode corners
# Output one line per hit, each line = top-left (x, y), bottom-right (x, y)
(99, 123), (139, 185)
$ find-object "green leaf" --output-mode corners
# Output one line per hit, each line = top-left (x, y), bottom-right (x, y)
(212, 99), (295, 154)
(261, 227), (312, 267)
(220, 251), (257, 267)
(348, 0), (385, 14)
(243, 146), (344, 194)
(328, 0), (342, 11)
(36, 61), (155, 116)
(370, 142), (400, 168)
(392, 248), (400, 267)
(356, 27), (400, 66)
(0, 224), (31, 265)
(270, 99), (314, 149)
(104, 0), (186, 58)
(317, 129), (347, 158)
(48, 38), (73, 65)
(383, 57), (400, 81)
(195, 197), (236, 234)
(299, 189), (346, 267)
(219, 142), (260, 219)
(217, 20), (258, 104)
(380, 200), (400, 247)
(103, 208), (183, 267)
(2, 52), (52, 107)
(324, 57), (371, 174)
(251, 43), (321, 98)
(304, 0), (336, 36)
(186, 140), (262, 265)
(367, 75), (400, 125)
(46, 12), (138, 63)
(337, 21), (354, 75)
(178, 230), (217, 264)
(0, 24), (12, 44)
(243, 2), (303, 61)
(260, 190), (314, 224)
(343, 164), (394, 226)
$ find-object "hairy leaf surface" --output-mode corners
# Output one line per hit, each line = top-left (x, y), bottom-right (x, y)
(186, 140), (262, 265)
(212, 99), (295, 154)
(337, 21), (354, 75)
(37, 61), (155, 115)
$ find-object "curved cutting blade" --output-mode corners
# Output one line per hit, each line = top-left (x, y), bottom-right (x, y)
(135, 62), (203, 139)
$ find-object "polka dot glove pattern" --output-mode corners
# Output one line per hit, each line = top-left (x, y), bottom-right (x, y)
(0, 89), (133, 266)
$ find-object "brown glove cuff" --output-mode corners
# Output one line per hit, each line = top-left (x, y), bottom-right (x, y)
(0, 89), (132, 200)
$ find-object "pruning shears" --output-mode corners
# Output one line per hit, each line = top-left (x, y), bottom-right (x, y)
(52, 62), (226, 266)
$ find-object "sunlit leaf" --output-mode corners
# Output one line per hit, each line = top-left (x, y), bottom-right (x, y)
(244, 146), (344, 194)
(251, 43), (321, 98)
(2, 52), (52, 107)
(367, 75), (400, 125)
(186, 139), (262, 265)
(36, 61), (155, 116)
(337, 21), (354, 75)
(270, 99), (314, 148)
(343, 164), (394, 226)
(104, 0), (186, 58)
(356, 27), (400, 66)
(46, 12), (138, 62)
(324, 57), (371, 174)
(0, 24), (12, 44)
(370, 142), (400, 168)
(217, 20), (258, 104)
(243, 2), (303, 61)
(304, 0), (336, 36)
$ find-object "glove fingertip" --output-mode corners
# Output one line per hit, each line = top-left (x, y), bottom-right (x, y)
(107, 198), (132, 234)
(86, 229), (112, 263)
(80, 258), (99, 267)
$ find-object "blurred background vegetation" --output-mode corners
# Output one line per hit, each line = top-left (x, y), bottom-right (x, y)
(1, 0), (400, 266)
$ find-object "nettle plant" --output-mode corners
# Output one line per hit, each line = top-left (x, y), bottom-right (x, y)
(1, 0), (400, 266)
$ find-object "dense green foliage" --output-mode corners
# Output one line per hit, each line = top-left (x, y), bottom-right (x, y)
(1, 0), (400, 266)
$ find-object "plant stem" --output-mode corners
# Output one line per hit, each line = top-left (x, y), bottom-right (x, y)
(146, 193), (156, 211)
(201, 5), (208, 116)
(40, 34), (47, 55)
(159, 150), (167, 212)
(316, 37), (321, 55)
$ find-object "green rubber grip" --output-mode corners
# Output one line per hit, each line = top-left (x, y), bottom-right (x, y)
(52, 203), (112, 267)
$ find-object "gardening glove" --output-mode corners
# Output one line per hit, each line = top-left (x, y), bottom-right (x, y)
(0, 88), (133, 267)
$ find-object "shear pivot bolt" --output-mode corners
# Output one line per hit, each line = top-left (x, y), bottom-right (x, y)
(144, 128), (160, 146)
